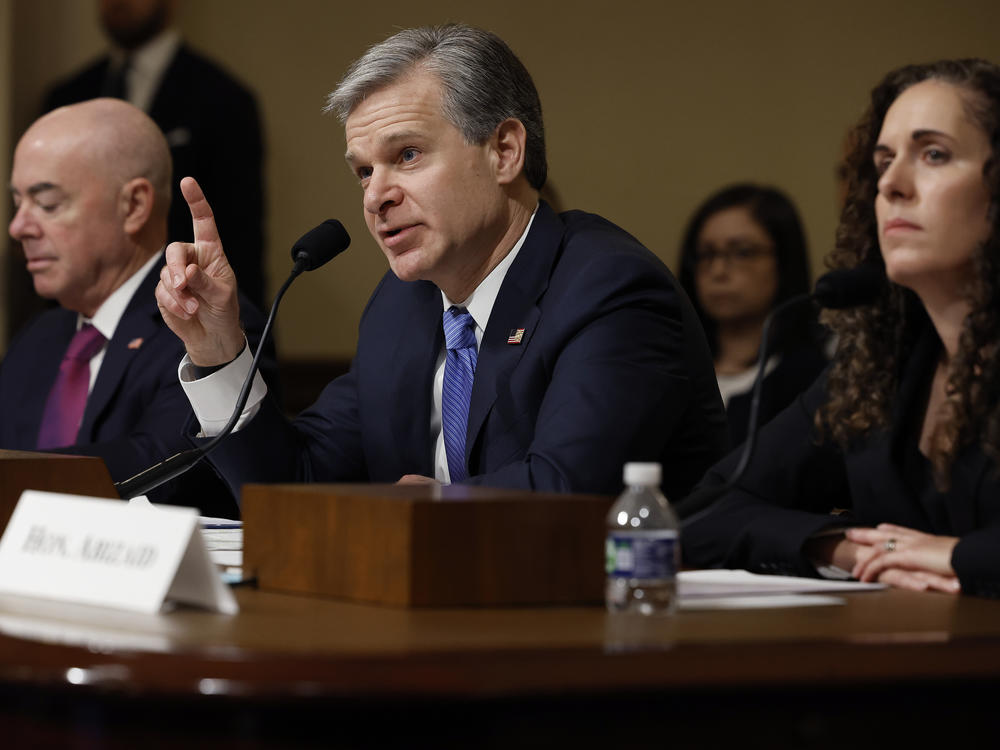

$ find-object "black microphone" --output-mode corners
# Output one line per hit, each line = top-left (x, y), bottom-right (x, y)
(115, 220), (351, 500)
(291, 219), (352, 272)
(675, 265), (882, 520)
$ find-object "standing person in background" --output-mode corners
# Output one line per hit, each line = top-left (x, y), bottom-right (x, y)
(683, 59), (1000, 598)
(43, 0), (267, 311)
(677, 184), (829, 445)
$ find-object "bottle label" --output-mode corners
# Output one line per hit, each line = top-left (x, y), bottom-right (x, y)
(605, 530), (678, 579)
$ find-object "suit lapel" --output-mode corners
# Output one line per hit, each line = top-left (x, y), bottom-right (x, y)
(897, 325), (991, 534)
(388, 282), (444, 476)
(855, 321), (992, 535)
(79, 265), (161, 441)
(883, 323), (986, 533)
(871, 326), (940, 529)
(464, 203), (563, 465)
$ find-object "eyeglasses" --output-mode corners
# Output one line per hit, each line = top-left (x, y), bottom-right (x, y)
(694, 244), (775, 270)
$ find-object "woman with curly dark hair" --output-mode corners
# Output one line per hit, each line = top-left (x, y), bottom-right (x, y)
(682, 59), (1000, 598)
(677, 184), (829, 445)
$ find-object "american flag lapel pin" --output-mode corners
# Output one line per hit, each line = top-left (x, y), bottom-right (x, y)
(507, 328), (525, 345)
(127, 337), (144, 350)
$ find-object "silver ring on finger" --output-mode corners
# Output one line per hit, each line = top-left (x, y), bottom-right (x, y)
(884, 538), (897, 553)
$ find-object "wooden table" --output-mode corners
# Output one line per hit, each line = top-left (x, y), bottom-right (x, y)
(1, 585), (998, 746)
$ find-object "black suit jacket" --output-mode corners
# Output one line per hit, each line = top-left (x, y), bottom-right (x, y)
(0, 260), (272, 518)
(206, 203), (730, 501)
(44, 45), (266, 309)
(682, 325), (1000, 598)
(724, 342), (829, 446)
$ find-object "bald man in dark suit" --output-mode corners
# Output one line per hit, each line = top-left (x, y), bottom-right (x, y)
(3, 98), (270, 517)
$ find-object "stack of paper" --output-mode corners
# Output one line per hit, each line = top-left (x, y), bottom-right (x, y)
(199, 517), (242, 569)
(678, 569), (885, 610)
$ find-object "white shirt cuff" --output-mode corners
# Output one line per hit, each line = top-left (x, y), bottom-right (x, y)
(178, 341), (268, 437)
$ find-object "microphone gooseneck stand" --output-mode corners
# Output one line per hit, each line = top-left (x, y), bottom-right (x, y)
(115, 220), (351, 500)
(676, 266), (883, 521)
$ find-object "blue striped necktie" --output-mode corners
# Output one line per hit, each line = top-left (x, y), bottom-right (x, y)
(442, 306), (477, 482)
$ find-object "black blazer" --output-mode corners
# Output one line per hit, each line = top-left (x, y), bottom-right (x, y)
(44, 45), (267, 310)
(204, 202), (730, 502)
(681, 324), (1000, 598)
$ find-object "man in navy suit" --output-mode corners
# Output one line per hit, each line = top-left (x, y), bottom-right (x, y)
(2, 98), (265, 517)
(42, 0), (266, 310)
(157, 24), (728, 500)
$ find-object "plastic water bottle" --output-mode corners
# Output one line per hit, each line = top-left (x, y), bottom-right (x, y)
(605, 462), (679, 615)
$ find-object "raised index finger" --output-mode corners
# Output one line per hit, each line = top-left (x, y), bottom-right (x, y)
(179, 176), (222, 249)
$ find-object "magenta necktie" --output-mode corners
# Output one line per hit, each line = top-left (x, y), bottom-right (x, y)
(36, 324), (107, 450)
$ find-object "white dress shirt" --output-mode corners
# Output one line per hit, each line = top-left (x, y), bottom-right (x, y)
(715, 355), (779, 409)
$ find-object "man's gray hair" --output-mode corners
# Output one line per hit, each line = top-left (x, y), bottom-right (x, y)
(326, 24), (547, 190)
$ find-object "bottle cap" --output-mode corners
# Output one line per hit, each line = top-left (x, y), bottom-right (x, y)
(623, 462), (661, 486)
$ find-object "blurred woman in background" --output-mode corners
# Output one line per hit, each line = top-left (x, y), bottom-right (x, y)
(678, 184), (828, 444)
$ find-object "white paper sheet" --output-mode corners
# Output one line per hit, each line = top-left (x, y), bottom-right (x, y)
(679, 569), (886, 599)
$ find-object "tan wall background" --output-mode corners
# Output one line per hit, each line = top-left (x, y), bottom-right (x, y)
(6, 0), (1000, 358)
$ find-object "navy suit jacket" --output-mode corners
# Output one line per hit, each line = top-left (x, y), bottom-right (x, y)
(681, 323), (1000, 598)
(207, 203), (729, 501)
(0, 260), (270, 518)
(44, 45), (266, 309)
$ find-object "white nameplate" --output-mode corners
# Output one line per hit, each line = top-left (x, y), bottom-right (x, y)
(0, 490), (237, 615)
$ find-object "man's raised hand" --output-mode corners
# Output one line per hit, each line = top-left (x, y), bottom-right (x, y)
(155, 177), (246, 366)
